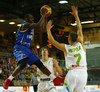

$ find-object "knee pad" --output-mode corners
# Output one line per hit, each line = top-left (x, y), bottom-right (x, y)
(34, 60), (44, 69)
(19, 58), (27, 70)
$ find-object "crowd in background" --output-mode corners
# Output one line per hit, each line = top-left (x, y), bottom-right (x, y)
(0, 56), (37, 80)
(0, 56), (67, 81)
(0, 34), (15, 53)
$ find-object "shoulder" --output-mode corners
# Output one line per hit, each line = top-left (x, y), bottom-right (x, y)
(49, 57), (53, 60)
(52, 59), (58, 64)
(65, 44), (70, 50)
(65, 44), (69, 47)
(20, 21), (27, 27)
(77, 42), (81, 45)
(21, 21), (32, 31)
(77, 42), (86, 53)
(22, 21), (26, 25)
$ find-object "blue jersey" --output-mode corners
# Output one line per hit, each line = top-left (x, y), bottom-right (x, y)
(14, 21), (40, 65)
(15, 21), (34, 48)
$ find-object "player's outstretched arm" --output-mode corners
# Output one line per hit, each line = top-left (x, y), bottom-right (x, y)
(35, 17), (47, 33)
(21, 8), (46, 31)
(70, 6), (86, 52)
(36, 8), (46, 29)
(47, 20), (66, 52)
(70, 6), (83, 44)
(53, 59), (62, 76)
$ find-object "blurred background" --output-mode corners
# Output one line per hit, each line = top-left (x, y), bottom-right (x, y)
(0, 0), (100, 89)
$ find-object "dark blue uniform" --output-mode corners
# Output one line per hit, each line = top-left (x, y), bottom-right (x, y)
(14, 21), (39, 66)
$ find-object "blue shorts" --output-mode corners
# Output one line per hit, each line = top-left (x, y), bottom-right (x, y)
(13, 44), (40, 66)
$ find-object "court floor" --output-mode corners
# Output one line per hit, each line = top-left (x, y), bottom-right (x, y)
(0, 85), (100, 92)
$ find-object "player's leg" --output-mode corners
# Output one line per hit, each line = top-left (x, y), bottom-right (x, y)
(33, 85), (38, 92)
(74, 70), (87, 92)
(38, 82), (44, 92)
(38, 83), (54, 92)
(3, 58), (27, 89)
(48, 83), (57, 92)
(48, 87), (57, 92)
(12, 58), (27, 76)
(34, 60), (51, 76)
(62, 70), (77, 92)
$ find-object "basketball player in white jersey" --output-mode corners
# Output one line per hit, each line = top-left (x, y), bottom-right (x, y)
(46, 6), (88, 92)
(37, 46), (62, 92)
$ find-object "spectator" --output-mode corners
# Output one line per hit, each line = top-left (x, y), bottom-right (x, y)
(30, 70), (38, 92)
(90, 78), (93, 82)
(18, 71), (24, 80)
(24, 71), (33, 80)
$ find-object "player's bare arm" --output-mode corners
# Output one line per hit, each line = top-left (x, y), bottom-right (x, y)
(70, 6), (86, 52)
(35, 17), (47, 33)
(70, 6), (83, 44)
(47, 20), (66, 53)
(21, 8), (46, 31)
(53, 67), (57, 77)
(53, 59), (62, 76)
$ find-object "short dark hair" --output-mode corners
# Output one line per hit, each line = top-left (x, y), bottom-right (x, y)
(39, 46), (50, 56)
(69, 32), (78, 42)
(24, 14), (32, 19)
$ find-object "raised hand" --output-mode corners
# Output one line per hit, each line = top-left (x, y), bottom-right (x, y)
(69, 6), (78, 17)
(46, 20), (54, 31)
(40, 8), (46, 16)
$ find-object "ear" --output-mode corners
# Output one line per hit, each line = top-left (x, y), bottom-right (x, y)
(25, 18), (28, 21)
(68, 37), (70, 41)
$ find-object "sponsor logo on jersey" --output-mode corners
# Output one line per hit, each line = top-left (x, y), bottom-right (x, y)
(68, 46), (81, 53)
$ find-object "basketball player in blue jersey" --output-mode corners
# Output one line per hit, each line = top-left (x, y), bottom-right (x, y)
(3, 8), (64, 90)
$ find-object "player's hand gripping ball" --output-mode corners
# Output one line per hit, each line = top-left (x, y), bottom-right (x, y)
(40, 5), (52, 17)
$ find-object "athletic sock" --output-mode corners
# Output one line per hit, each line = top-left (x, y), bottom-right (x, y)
(49, 74), (56, 80)
(8, 75), (14, 80)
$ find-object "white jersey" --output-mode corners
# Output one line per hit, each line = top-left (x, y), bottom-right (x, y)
(37, 58), (54, 82)
(65, 42), (87, 70)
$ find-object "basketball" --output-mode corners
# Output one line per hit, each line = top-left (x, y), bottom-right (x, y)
(40, 5), (52, 17)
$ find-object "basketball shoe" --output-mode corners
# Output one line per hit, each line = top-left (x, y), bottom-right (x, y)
(53, 77), (65, 86)
(3, 78), (12, 90)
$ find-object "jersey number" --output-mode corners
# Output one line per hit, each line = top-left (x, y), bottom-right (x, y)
(74, 53), (81, 66)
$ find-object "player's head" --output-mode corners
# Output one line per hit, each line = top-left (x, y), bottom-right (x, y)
(39, 46), (50, 56)
(68, 32), (78, 45)
(24, 14), (34, 23)
(34, 70), (37, 75)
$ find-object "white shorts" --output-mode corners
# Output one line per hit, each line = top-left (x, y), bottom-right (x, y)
(38, 82), (57, 92)
(62, 69), (88, 92)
